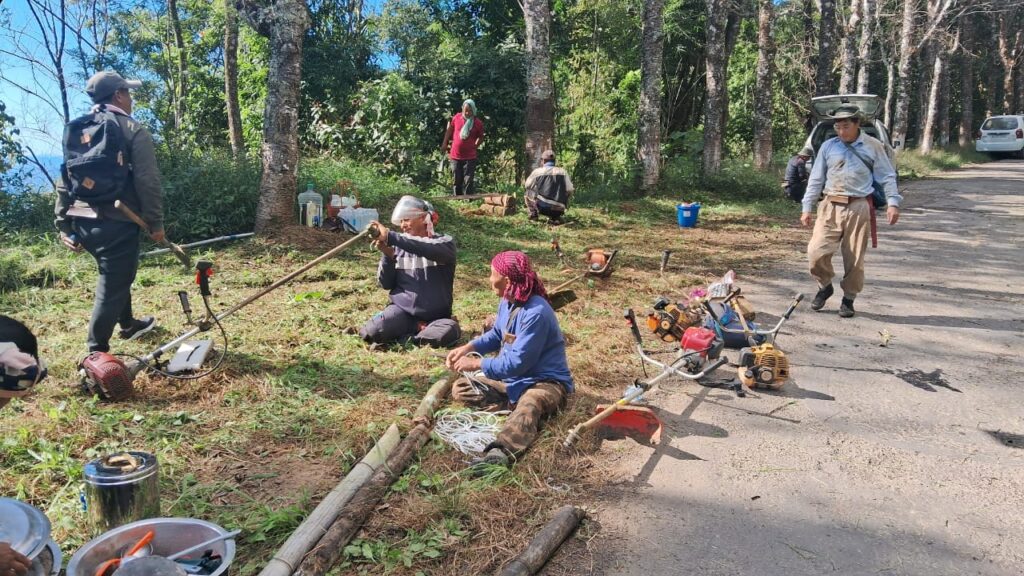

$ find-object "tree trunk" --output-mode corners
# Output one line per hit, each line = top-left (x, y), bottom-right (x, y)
(753, 0), (774, 170)
(920, 44), (945, 154)
(856, 0), (875, 93)
(998, 9), (1022, 114)
(839, 0), (862, 94)
(224, 0), (244, 159)
(168, 0), (188, 132)
(719, 7), (742, 135)
(703, 0), (729, 174)
(815, 0), (836, 96)
(891, 0), (916, 150)
(937, 37), (951, 147)
(523, 0), (555, 176)
(238, 0), (311, 234)
(958, 14), (975, 147)
(883, 55), (895, 129)
(637, 0), (665, 190)
(915, 39), (935, 146)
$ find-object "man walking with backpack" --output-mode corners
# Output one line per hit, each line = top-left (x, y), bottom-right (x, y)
(800, 104), (901, 318)
(55, 71), (164, 353)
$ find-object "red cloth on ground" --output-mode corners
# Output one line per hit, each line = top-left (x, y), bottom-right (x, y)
(450, 113), (484, 160)
(491, 251), (548, 304)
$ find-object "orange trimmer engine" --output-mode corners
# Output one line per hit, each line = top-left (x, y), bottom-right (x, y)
(584, 249), (616, 278)
(645, 297), (702, 343)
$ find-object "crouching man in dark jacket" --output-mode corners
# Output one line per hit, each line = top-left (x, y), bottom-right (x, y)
(446, 251), (574, 470)
(360, 196), (461, 348)
(525, 150), (574, 225)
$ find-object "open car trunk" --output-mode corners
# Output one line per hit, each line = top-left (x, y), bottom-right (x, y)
(810, 94), (883, 122)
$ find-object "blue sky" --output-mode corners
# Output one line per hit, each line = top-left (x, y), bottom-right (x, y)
(1, 0), (390, 159)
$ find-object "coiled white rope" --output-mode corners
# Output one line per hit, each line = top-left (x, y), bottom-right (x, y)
(433, 410), (509, 455)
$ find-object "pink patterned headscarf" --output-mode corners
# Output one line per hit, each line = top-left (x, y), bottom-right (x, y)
(491, 251), (548, 303)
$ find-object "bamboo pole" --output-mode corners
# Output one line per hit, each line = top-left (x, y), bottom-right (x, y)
(293, 378), (450, 576)
(293, 422), (433, 576)
(496, 506), (586, 576)
(257, 424), (401, 576)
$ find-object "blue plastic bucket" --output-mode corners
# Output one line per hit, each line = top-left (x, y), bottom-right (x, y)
(677, 202), (701, 228)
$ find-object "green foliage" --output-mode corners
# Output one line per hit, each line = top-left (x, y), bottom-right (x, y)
(342, 519), (468, 571)
(896, 146), (992, 180)
(157, 149), (262, 241)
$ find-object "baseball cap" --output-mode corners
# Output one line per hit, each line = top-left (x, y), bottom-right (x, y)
(86, 71), (142, 103)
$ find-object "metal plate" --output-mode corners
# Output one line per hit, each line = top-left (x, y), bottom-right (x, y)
(0, 498), (51, 560)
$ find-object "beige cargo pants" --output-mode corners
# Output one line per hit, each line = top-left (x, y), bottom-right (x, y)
(807, 196), (872, 298)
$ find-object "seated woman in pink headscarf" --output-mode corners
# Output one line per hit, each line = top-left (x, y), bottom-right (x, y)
(446, 251), (574, 469)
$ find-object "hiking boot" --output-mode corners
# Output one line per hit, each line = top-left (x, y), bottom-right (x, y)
(838, 297), (855, 318)
(119, 316), (156, 341)
(810, 284), (834, 311)
(469, 447), (512, 476)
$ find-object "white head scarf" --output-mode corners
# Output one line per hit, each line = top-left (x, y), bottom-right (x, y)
(390, 195), (437, 236)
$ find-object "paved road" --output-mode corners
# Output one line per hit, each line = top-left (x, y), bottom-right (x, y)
(588, 160), (1024, 576)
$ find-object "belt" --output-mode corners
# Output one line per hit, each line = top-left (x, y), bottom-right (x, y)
(824, 195), (877, 248)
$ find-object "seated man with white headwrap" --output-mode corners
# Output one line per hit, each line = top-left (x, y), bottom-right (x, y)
(359, 196), (461, 348)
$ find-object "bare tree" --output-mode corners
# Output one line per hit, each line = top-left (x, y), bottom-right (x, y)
(224, 0), (244, 158)
(703, 0), (730, 174)
(856, 0), (876, 93)
(753, 0), (774, 170)
(958, 14), (976, 146)
(523, 0), (555, 176)
(637, 0), (665, 190)
(838, 0), (863, 93)
(238, 0), (311, 233)
(815, 0), (836, 95)
(920, 32), (949, 153)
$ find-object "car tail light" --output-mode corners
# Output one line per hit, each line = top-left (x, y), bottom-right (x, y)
(974, 130), (981, 140)
(1016, 128), (1023, 139)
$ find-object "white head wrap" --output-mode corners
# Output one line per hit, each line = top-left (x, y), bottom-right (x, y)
(390, 195), (436, 236)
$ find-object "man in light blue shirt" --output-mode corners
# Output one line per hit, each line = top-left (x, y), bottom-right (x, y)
(800, 104), (902, 318)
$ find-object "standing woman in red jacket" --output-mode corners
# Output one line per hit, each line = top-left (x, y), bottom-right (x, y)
(440, 99), (485, 196)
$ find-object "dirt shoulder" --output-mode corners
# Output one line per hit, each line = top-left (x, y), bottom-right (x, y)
(579, 160), (1024, 576)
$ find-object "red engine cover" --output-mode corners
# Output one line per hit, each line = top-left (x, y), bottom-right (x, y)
(680, 327), (717, 357)
(80, 352), (135, 401)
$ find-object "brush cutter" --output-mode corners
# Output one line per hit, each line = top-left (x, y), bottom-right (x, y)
(702, 290), (803, 389)
(548, 240), (619, 310)
(79, 228), (373, 401)
(562, 309), (729, 447)
(114, 200), (191, 269)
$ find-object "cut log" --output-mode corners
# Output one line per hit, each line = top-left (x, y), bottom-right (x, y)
(496, 505), (586, 576)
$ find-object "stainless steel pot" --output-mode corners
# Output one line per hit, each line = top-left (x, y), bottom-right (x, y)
(83, 451), (160, 533)
(66, 518), (236, 576)
(0, 498), (62, 576)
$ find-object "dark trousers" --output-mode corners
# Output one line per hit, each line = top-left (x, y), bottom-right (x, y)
(450, 159), (477, 196)
(525, 193), (564, 221)
(72, 219), (141, 352)
(359, 304), (461, 348)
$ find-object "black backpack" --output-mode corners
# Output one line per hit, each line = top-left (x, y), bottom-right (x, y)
(61, 108), (130, 205)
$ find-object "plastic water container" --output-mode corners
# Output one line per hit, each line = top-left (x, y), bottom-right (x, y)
(297, 183), (323, 227)
(677, 202), (701, 228)
(328, 194), (342, 218)
(338, 207), (379, 232)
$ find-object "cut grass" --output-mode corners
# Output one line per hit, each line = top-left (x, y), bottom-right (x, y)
(1, 184), (807, 573)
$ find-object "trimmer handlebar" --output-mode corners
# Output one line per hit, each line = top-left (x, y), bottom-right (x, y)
(624, 308), (644, 346)
(782, 293), (804, 320)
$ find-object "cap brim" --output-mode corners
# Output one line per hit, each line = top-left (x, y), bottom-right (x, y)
(123, 79), (142, 89)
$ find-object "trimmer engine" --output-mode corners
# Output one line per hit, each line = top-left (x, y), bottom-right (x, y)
(737, 343), (789, 389)
(79, 352), (141, 401)
(646, 297), (702, 342)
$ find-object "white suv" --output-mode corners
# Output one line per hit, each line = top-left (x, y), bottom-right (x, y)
(975, 116), (1024, 158)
